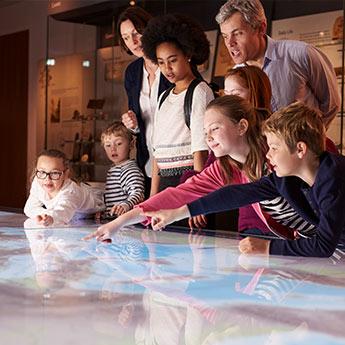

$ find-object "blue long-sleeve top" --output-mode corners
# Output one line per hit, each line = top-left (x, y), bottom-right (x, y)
(188, 152), (345, 257)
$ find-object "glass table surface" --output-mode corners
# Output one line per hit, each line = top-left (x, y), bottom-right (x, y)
(0, 211), (344, 345)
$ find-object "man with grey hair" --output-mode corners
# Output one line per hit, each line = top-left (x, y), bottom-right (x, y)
(216, 0), (340, 129)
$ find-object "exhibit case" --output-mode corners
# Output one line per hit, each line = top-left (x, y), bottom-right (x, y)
(42, 4), (135, 182)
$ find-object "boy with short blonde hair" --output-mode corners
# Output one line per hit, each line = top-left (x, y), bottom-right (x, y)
(102, 121), (145, 218)
(144, 102), (345, 257)
(263, 102), (326, 155)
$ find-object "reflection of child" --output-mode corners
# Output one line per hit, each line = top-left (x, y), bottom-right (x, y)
(24, 229), (91, 294)
(102, 122), (145, 217)
(24, 149), (104, 226)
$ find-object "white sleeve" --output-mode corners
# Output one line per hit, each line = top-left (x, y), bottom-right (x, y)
(23, 179), (47, 218)
(190, 82), (214, 153)
(45, 183), (85, 224)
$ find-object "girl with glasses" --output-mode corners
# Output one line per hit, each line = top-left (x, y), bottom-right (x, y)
(24, 149), (104, 226)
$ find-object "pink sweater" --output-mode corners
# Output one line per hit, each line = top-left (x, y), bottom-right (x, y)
(137, 160), (271, 233)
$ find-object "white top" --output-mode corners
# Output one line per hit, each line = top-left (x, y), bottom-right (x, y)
(152, 81), (213, 172)
(139, 66), (161, 177)
(24, 178), (104, 224)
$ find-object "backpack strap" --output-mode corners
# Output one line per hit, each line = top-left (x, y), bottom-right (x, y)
(183, 78), (202, 129)
(158, 85), (174, 110)
(158, 79), (203, 129)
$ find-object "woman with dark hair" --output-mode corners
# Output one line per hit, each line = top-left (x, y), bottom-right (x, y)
(117, 6), (171, 197)
(141, 14), (214, 196)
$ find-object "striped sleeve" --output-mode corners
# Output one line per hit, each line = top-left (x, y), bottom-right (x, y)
(119, 161), (145, 209)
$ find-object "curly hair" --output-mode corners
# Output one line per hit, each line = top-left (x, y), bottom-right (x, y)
(141, 14), (210, 68)
(116, 6), (152, 55)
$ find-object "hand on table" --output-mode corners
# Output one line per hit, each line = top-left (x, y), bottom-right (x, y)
(239, 237), (270, 255)
(188, 214), (207, 230)
(35, 214), (54, 226)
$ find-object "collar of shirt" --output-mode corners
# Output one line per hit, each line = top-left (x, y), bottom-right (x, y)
(263, 35), (276, 70)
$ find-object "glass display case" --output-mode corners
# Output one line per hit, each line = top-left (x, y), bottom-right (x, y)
(42, 14), (135, 182)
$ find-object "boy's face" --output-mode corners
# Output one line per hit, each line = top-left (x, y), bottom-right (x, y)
(265, 132), (300, 177)
(103, 134), (131, 165)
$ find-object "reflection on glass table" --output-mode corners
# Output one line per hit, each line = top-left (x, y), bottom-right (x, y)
(0, 214), (344, 344)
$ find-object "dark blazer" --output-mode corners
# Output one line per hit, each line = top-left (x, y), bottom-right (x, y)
(124, 58), (172, 170)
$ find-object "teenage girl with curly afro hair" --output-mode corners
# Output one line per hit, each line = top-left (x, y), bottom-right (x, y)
(140, 14), (214, 197)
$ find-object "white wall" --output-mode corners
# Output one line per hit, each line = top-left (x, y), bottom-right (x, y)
(0, 0), (48, 185)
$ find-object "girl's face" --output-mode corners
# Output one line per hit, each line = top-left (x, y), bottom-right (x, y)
(224, 75), (250, 100)
(120, 19), (144, 58)
(103, 134), (131, 165)
(36, 156), (67, 197)
(156, 42), (192, 85)
(204, 107), (244, 158)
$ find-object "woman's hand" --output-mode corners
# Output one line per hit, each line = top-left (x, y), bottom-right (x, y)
(144, 205), (191, 231)
(122, 110), (138, 131)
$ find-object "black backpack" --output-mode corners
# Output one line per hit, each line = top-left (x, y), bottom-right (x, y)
(158, 79), (219, 129)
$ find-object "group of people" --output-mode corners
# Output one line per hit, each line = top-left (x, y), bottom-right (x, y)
(24, 0), (345, 259)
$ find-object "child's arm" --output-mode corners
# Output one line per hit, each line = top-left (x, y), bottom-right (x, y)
(24, 179), (50, 220)
(145, 205), (191, 231)
(139, 160), (236, 220)
(117, 164), (145, 214)
(83, 207), (146, 241)
(150, 158), (160, 197)
(24, 193), (47, 219)
(193, 150), (208, 172)
(144, 175), (279, 229)
(268, 187), (345, 257)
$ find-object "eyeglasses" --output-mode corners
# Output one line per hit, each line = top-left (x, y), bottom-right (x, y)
(35, 170), (65, 180)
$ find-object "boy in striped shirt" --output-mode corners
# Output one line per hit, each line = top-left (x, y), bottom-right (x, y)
(102, 122), (145, 218)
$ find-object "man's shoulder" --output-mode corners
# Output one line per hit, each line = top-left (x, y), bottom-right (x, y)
(270, 36), (308, 54)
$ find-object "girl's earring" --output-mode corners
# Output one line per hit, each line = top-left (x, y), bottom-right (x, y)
(188, 58), (191, 62)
